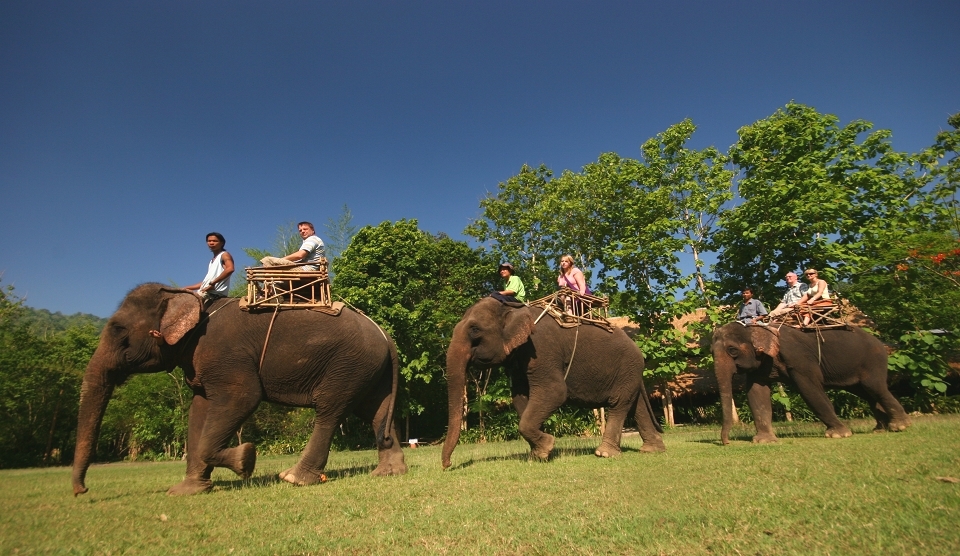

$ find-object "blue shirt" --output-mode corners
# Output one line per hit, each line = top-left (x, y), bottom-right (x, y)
(738, 298), (767, 322)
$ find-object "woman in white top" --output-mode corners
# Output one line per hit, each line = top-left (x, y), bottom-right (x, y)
(798, 268), (830, 305)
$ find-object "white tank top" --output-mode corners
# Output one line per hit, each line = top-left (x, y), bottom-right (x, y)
(200, 252), (230, 296)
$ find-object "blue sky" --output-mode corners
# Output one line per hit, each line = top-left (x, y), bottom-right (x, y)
(1, 1), (958, 317)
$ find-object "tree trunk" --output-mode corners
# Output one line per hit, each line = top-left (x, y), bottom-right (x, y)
(593, 408), (606, 435)
(662, 385), (676, 427)
(43, 386), (64, 465)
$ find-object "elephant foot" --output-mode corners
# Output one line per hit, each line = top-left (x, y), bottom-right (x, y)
(752, 433), (779, 444)
(824, 426), (853, 439)
(226, 443), (257, 479)
(640, 438), (666, 453)
(167, 478), (213, 496)
(886, 418), (911, 432)
(371, 453), (408, 477)
(278, 466), (327, 486)
(594, 442), (622, 458)
(529, 433), (555, 461)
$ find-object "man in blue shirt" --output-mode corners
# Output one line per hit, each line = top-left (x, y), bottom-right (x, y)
(737, 287), (767, 324)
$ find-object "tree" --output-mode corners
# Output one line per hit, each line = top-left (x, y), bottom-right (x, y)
(467, 121), (732, 425)
(334, 220), (496, 439)
(324, 204), (358, 264)
(466, 164), (558, 296)
(0, 281), (97, 468)
(714, 102), (935, 305)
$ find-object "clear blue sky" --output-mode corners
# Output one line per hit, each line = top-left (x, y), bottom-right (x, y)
(2, 1), (958, 317)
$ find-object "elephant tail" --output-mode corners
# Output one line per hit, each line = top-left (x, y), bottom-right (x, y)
(384, 336), (400, 447)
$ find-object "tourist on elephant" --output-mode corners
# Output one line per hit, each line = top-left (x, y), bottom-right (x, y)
(557, 254), (589, 315)
(185, 232), (234, 300)
(557, 254), (586, 293)
(798, 268), (830, 305)
(495, 262), (526, 303)
(768, 271), (808, 317)
(737, 287), (767, 324)
(260, 221), (326, 271)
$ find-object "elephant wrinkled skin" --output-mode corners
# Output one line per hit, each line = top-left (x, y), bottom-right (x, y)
(72, 284), (406, 496)
(442, 297), (665, 468)
(711, 322), (910, 445)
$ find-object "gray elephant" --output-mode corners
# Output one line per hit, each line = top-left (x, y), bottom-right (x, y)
(711, 322), (910, 445)
(72, 284), (407, 496)
(442, 297), (665, 468)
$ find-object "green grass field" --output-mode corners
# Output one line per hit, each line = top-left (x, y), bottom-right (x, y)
(2, 415), (958, 555)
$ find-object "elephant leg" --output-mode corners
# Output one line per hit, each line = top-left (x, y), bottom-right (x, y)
(168, 388), (261, 496)
(511, 369), (530, 418)
(361, 382), (408, 478)
(842, 384), (889, 432)
(595, 405), (626, 458)
(512, 394), (529, 419)
(790, 373), (851, 438)
(631, 391), (666, 453)
(169, 394), (215, 495)
(280, 400), (352, 486)
(853, 381), (911, 432)
(746, 381), (778, 443)
(517, 386), (565, 460)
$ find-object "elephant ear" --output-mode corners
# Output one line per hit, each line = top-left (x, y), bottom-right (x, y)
(158, 290), (201, 345)
(750, 326), (780, 360)
(502, 307), (535, 356)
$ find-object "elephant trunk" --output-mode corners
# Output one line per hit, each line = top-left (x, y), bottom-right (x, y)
(441, 330), (470, 469)
(72, 349), (116, 496)
(715, 352), (736, 446)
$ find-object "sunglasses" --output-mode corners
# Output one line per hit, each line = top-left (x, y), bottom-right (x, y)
(805, 272), (817, 276)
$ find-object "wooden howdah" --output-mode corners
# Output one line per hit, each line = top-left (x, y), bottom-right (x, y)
(765, 300), (849, 330)
(527, 287), (613, 331)
(243, 259), (332, 310)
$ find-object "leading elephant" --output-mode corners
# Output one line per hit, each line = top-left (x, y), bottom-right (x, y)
(72, 284), (407, 496)
(441, 297), (665, 469)
(711, 322), (910, 445)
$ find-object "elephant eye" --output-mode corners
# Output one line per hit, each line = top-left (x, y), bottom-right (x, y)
(726, 346), (740, 358)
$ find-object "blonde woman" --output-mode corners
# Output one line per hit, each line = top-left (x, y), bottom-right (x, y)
(798, 268), (830, 305)
(557, 255), (588, 315)
(798, 268), (830, 326)
(557, 255), (586, 293)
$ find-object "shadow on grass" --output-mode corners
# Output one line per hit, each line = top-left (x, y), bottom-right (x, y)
(673, 418), (883, 445)
(445, 452), (529, 471)
(216, 462), (380, 490)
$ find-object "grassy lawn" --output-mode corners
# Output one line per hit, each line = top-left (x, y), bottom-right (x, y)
(2, 415), (958, 555)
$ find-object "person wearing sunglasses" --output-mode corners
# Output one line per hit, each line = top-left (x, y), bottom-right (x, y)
(797, 268), (830, 306)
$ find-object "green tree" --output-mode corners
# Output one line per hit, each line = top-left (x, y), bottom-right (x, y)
(714, 102), (936, 304)
(467, 121), (731, 425)
(324, 204), (358, 264)
(466, 164), (557, 295)
(98, 370), (192, 461)
(0, 281), (97, 468)
(333, 220), (496, 440)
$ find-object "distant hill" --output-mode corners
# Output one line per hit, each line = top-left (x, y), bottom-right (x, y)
(19, 306), (108, 336)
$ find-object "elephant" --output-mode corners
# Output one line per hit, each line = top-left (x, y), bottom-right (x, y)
(72, 284), (407, 496)
(441, 297), (665, 468)
(711, 321), (911, 445)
